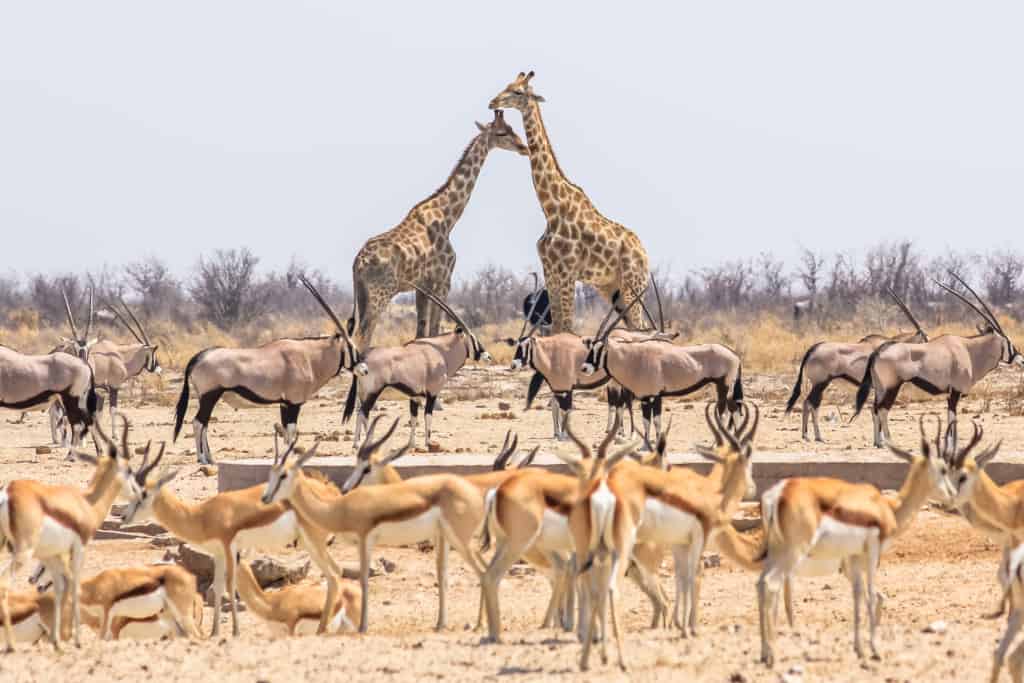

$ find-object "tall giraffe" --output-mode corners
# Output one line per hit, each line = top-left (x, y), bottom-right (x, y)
(490, 71), (650, 333)
(349, 110), (528, 347)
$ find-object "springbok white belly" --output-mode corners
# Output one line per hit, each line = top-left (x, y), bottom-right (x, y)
(369, 507), (440, 547)
(638, 498), (703, 546)
(807, 516), (877, 559)
(793, 555), (844, 577)
(235, 510), (300, 550)
(533, 509), (572, 554)
(117, 616), (173, 640)
(35, 516), (80, 558)
(109, 587), (167, 620)
(11, 613), (46, 643)
(292, 618), (321, 636)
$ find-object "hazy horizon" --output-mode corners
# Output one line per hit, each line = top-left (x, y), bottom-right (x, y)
(3, 1), (1022, 284)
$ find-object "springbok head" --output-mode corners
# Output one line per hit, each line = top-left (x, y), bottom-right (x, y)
(262, 430), (322, 506)
(106, 297), (162, 374)
(695, 402), (760, 499)
(489, 70), (546, 113)
(938, 272), (1024, 367)
(409, 283), (493, 364)
(59, 286), (96, 362)
(299, 274), (362, 374)
(942, 420), (1002, 509)
(887, 414), (959, 507)
(476, 110), (528, 156)
(77, 414), (138, 501)
(340, 416), (410, 493)
(121, 436), (175, 523)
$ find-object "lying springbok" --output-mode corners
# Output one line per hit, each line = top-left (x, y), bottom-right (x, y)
(854, 272), (1023, 448)
(786, 286), (928, 441)
(121, 435), (343, 638)
(35, 562), (203, 640)
(51, 296), (163, 438)
(0, 418), (135, 650)
(173, 275), (360, 463)
(755, 415), (956, 666)
(235, 556), (361, 637)
(0, 588), (62, 645)
(343, 284), (491, 450)
(261, 431), (487, 634)
(581, 297), (743, 448)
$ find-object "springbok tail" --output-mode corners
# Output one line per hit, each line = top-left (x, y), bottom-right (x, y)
(342, 375), (358, 424)
(480, 488), (499, 553)
(853, 342), (892, 420)
(786, 341), (823, 414)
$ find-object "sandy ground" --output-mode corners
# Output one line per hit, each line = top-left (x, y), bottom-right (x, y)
(0, 364), (1022, 682)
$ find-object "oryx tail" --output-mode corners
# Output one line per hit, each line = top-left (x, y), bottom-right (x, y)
(343, 375), (358, 424)
(786, 341), (824, 414)
(173, 349), (213, 441)
(853, 341), (896, 418)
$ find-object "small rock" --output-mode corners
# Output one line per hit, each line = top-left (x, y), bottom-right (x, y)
(497, 401), (512, 411)
(35, 446), (51, 455)
(378, 558), (397, 574)
(702, 553), (721, 569)
(729, 674), (748, 683)
(149, 534), (179, 548)
(196, 465), (218, 477)
(176, 544), (216, 585)
(427, 442), (443, 453)
(250, 557), (310, 587)
(508, 565), (536, 577)
(416, 541), (434, 553)
(120, 521), (167, 537)
(924, 620), (947, 634)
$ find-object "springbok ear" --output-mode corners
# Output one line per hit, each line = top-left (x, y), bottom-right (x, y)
(532, 94), (545, 103)
(694, 445), (725, 465)
(887, 444), (915, 463)
(976, 441), (1002, 470)
(475, 121), (487, 132)
(155, 469), (180, 488)
(379, 443), (411, 466)
(73, 450), (98, 466)
(296, 441), (322, 467)
(518, 445), (540, 468)
(551, 450), (584, 473)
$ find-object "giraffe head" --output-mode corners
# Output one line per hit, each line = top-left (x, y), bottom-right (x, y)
(477, 110), (528, 156)
(489, 71), (545, 113)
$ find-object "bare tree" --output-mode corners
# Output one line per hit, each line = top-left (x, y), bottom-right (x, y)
(756, 251), (789, 302)
(984, 250), (1024, 306)
(796, 248), (824, 300)
(124, 257), (187, 320)
(27, 273), (87, 327)
(189, 248), (269, 329)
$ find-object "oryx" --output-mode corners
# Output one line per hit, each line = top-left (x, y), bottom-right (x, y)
(342, 284), (492, 450)
(172, 276), (360, 464)
(506, 283), (674, 440)
(522, 272), (551, 332)
(0, 344), (97, 456)
(785, 286), (928, 441)
(51, 297), (163, 438)
(580, 295), (743, 448)
(853, 272), (1024, 448)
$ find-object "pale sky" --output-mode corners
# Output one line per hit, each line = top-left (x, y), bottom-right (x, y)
(2, 1), (1022, 285)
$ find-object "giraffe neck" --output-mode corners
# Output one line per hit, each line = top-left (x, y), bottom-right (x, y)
(521, 100), (580, 216)
(420, 133), (491, 236)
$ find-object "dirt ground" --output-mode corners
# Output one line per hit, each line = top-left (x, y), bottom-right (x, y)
(0, 364), (1022, 682)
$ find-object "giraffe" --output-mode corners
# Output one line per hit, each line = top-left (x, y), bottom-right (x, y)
(349, 109), (528, 347)
(489, 71), (651, 333)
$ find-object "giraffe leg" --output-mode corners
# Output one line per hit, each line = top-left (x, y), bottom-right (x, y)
(427, 273), (453, 338)
(546, 274), (575, 334)
(414, 289), (431, 339)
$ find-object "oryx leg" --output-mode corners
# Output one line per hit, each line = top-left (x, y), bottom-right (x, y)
(805, 380), (829, 442)
(653, 395), (664, 445)
(639, 400), (654, 451)
(606, 386), (619, 435)
(435, 530), (448, 631)
(408, 400), (419, 449)
(554, 393), (572, 441)
(551, 396), (563, 440)
(424, 394), (438, 448)
(279, 403), (301, 444)
(48, 401), (65, 445)
(108, 388), (119, 437)
(192, 389), (223, 464)
(947, 390), (962, 448)
(354, 391), (382, 451)
(875, 385), (901, 448)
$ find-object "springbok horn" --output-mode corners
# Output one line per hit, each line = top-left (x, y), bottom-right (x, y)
(61, 288), (80, 340)
(359, 417), (401, 460)
(949, 271), (1005, 335)
(563, 413), (594, 461)
(705, 403), (724, 446)
(596, 415), (620, 460)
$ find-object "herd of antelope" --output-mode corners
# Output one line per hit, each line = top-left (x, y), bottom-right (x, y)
(0, 264), (1022, 678)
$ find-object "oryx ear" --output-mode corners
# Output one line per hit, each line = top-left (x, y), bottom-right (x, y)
(694, 445), (725, 465)
(455, 326), (465, 335)
(504, 338), (517, 346)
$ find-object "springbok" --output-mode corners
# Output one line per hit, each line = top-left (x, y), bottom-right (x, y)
(261, 431), (487, 634)
(754, 415), (956, 666)
(121, 433), (343, 638)
(854, 273), (1023, 448)
(234, 556), (360, 637)
(343, 284), (491, 450)
(0, 588), (63, 645)
(51, 296), (163, 438)
(173, 275), (360, 464)
(581, 297), (743, 448)
(786, 287), (928, 441)
(0, 418), (135, 650)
